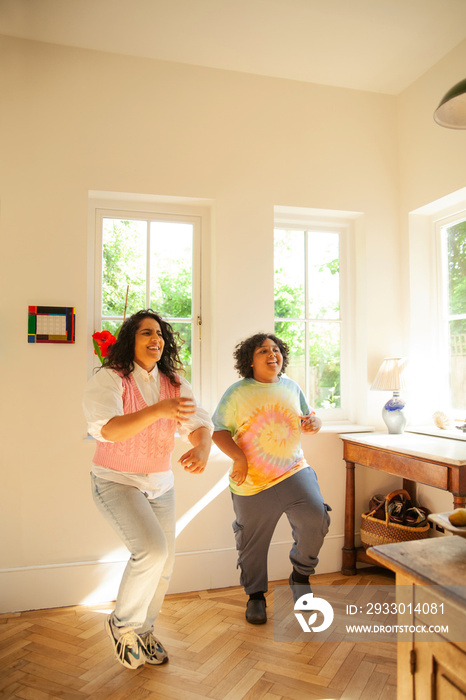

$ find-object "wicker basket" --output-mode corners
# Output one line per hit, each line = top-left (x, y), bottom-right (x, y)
(360, 489), (430, 550)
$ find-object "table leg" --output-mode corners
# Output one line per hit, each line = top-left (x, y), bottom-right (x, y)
(341, 460), (356, 575)
(452, 494), (466, 509)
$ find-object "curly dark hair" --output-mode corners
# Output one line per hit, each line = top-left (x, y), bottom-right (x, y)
(103, 309), (183, 384)
(233, 332), (289, 379)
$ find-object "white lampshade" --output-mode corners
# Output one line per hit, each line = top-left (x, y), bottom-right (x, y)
(371, 357), (408, 392)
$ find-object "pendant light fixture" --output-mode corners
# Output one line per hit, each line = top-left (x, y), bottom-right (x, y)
(434, 78), (466, 129)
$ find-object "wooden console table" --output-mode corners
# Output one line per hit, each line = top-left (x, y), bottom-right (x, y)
(341, 432), (466, 576)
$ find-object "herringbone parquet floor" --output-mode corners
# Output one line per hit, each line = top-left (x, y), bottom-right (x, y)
(0, 568), (397, 700)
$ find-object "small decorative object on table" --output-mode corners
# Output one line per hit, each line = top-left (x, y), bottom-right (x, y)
(432, 410), (454, 430)
(432, 410), (466, 433)
(360, 489), (430, 549)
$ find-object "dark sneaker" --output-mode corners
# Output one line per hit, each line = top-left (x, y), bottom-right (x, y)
(405, 506), (429, 527)
(105, 614), (145, 669)
(388, 500), (406, 524)
(246, 598), (267, 624)
(289, 573), (312, 604)
(140, 631), (169, 665)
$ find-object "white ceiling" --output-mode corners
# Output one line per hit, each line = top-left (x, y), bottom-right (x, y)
(2, 0), (466, 95)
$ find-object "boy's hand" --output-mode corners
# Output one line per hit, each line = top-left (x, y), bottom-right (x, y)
(300, 413), (322, 434)
(230, 456), (248, 485)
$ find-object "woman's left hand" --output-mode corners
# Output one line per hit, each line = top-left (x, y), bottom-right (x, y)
(300, 413), (322, 434)
(179, 445), (210, 474)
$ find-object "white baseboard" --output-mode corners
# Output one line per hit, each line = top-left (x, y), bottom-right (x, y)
(0, 535), (344, 614)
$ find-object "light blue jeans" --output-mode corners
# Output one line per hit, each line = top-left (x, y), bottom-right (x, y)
(91, 474), (176, 633)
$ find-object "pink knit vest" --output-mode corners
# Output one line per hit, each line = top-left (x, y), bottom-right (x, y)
(93, 370), (181, 473)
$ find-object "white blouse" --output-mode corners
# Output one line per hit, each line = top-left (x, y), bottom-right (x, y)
(83, 363), (213, 498)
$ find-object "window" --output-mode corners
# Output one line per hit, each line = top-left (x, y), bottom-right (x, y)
(273, 208), (355, 420)
(437, 216), (466, 413)
(91, 199), (208, 398)
(409, 189), (466, 424)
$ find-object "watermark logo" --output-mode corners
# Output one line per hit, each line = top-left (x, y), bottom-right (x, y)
(294, 592), (334, 633)
(275, 584), (461, 644)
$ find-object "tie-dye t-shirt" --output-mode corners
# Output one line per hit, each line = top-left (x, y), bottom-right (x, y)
(212, 377), (312, 495)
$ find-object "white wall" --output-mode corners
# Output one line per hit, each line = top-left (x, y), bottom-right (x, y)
(396, 39), (466, 516)
(0, 32), (439, 612)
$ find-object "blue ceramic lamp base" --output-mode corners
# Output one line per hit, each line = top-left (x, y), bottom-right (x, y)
(382, 392), (407, 434)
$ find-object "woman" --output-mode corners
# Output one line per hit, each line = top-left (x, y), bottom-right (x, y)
(212, 333), (330, 625)
(83, 310), (212, 669)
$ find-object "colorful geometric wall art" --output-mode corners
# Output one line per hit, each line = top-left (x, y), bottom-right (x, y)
(28, 306), (75, 344)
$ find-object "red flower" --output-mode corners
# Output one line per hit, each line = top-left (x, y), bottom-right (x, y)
(92, 330), (116, 360)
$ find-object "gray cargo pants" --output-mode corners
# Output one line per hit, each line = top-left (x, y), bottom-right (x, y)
(231, 466), (331, 594)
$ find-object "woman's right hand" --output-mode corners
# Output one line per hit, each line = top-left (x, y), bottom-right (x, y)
(156, 397), (196, 422)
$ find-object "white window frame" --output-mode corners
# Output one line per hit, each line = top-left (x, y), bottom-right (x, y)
(87, 193), (213, 405)
(274, 206), (358, 423)
(435, 211), (466, 413)
(408, 187), (466, 424)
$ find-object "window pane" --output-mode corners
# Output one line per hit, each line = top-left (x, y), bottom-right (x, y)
(150, 222), (193, 318)
(171, 321), (192, 384)
(309, 322), (341, 408)
(307, 231), (340, 320)
(446, 221), (466, 316)
(449, 319), (466, 412)
(274, 229), (305, 318)
(101, 319), (122, 336)
(102, 218), (147, 316)
(274, 320), (305, 387)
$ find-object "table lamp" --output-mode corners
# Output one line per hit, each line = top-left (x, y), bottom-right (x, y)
(371, 357), (408, 434)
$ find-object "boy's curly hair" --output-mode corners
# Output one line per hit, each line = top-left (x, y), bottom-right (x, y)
(103, 309), (183, 384)
(233, 332), (289, 379)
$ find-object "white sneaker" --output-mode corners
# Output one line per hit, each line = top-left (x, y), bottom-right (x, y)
(105, 614), (145, 669)
(140, 631), (169, 665)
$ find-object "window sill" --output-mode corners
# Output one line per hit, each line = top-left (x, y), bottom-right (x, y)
(406, 425), (466, 442)
(318, 423), (375, 435)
